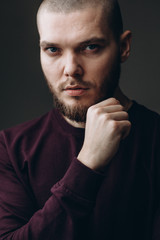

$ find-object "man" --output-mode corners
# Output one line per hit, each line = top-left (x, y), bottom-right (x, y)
(0, 0), (160, 239)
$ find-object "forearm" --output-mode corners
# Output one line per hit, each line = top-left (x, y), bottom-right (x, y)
(0, 159), (104, 240)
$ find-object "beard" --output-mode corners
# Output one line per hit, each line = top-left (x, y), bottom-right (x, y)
(45, 56), (121, 123)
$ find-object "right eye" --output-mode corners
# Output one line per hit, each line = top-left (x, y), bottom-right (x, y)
(47, 47), (58, 53)
(45, 47), (60, 56)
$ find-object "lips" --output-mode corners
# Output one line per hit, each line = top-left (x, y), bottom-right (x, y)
(64, 85), (89, 97)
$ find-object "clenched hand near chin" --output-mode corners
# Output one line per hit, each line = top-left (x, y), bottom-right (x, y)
(78, 98), (131, 171)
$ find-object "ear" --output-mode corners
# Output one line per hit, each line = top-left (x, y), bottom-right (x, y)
(120, 30), (132, 63)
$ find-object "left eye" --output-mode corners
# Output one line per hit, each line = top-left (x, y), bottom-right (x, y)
(85, 44), (98, 51)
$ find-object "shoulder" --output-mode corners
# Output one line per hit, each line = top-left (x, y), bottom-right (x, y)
(129, 101), (160, 145)
(129, 101), (160, 127)
(0, 109), (55, 147)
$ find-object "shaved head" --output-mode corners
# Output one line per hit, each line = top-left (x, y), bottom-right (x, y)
(37, 0), (123, 41)
(38, 0), (113, 12)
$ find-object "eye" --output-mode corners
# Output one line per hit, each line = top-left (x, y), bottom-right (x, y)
(85, 44), (99, 51)
(81, 44), (102, 54)
(47, 47), (58, 53)
(44, 46), (61, 56)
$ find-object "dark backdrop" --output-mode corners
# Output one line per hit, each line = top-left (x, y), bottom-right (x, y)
(0, 0), (160, 130)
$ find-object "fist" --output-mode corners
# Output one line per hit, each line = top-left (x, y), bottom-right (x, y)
(77, 98), (131, 171)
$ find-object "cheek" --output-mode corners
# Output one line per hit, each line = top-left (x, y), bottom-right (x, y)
(86, 57), (114, 85)
(87, 49), (118, 76)
(41, 55), (61, 83)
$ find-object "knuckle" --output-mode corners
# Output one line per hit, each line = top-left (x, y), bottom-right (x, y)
(89, 104), (95, 111)
(87, 105), (95, 115)
(105, 113), (111, 121)
(94, 108), (102, 115)
(109, 120), (118, 129)
(89, 106), (103, 116)
(99, 113), (109, 122)
(87, 106), (103, 119)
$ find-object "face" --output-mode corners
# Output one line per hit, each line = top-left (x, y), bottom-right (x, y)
(38, 6), (121, 123)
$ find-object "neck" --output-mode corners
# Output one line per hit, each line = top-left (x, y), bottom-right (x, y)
(63, 116), (86, 128)
(63, 87), (132, 128)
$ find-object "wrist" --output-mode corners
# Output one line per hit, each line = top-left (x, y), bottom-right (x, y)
(77, 152), (104, 171)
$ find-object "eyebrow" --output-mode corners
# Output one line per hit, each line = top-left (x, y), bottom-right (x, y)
(40, 37), (108, 48)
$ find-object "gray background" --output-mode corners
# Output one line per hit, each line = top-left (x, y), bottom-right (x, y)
(0, 0), (160, 130)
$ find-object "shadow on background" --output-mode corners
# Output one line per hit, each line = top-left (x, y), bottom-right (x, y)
(0, 0), (160, 130)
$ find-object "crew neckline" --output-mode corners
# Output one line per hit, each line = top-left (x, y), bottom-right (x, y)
(53, 108), (85, 135)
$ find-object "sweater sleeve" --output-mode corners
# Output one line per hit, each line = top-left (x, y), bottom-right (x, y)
(0, 135), (104, 240)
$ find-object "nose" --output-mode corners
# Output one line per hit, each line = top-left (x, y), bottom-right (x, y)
(63, 52), (84, 77)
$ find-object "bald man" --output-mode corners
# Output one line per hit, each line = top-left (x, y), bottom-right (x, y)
(0, 1), (160, 239)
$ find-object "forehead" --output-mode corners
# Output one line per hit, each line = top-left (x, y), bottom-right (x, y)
(38, 7), (112, 45)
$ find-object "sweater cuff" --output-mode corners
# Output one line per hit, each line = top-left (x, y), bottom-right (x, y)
(58, 158), (104, 201)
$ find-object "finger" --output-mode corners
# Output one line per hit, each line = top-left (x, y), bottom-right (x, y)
(101, 104), (124, 113)
(119, 120), (131, 139)
(107, 111), (129, 121)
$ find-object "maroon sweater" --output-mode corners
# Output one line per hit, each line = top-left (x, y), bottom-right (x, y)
(0, 101), (160, 240)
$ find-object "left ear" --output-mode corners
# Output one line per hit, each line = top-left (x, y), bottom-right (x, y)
(120, 30), (132, 63)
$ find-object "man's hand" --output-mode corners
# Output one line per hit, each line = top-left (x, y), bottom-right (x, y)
(77, 98), (131, 171)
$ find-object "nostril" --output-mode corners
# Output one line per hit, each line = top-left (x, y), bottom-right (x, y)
(64, 63), (83, 77)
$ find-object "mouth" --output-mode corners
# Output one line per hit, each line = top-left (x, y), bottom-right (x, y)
(64, 85), (89, 97)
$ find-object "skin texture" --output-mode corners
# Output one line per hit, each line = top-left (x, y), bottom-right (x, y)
(37, 6), (132, 170)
